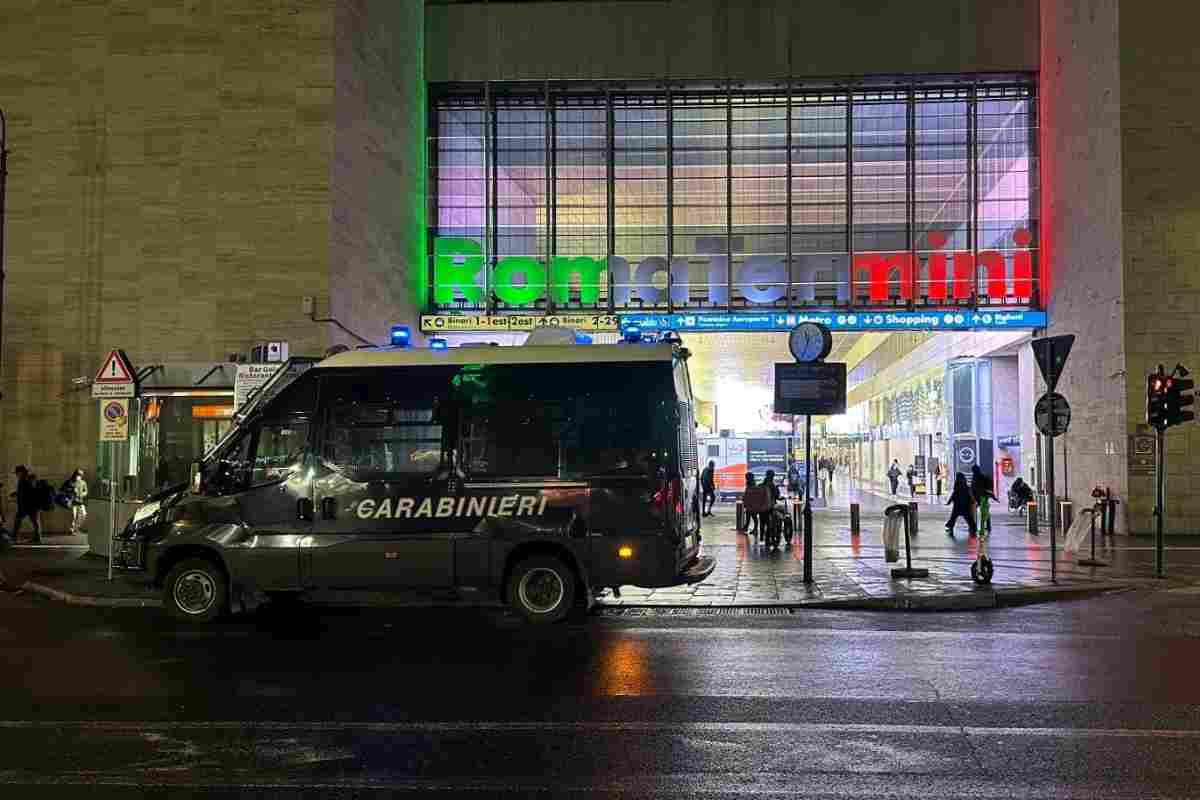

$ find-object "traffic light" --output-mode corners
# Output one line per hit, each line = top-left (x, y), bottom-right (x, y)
(1167, 372), (1195, 428)
(1148, 372), (1169, 429)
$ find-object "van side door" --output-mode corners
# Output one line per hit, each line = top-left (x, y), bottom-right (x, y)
(305, 368), (463, 590)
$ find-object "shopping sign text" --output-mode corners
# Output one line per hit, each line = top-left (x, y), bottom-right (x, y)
(433, 230), (1036, 307)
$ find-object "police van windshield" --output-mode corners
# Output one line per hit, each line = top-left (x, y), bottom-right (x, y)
(204, 358), (316, 463)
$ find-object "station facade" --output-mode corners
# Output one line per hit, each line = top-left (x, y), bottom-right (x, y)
(0, 1), (1196, 535)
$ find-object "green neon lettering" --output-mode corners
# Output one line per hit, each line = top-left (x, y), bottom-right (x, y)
(493, 256), (546, 306)
(434, 237), (483, 304)
(550, 256), (608, 304)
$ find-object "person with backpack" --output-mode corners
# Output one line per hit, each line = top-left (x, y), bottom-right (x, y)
(10, 465), (42, 544)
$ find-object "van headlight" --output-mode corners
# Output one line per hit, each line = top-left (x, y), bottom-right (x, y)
(126, 500), (162, 533)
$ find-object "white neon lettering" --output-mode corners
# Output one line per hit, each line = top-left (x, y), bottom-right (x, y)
(455, 497), (466, 516)
(517, 496), (537, 516)
(414, 498), (434, 518)
(436, 497), (456, 518)
(467, 497), (487, 516)
(497, 496), (517, 517)
(486, 497), (499, 516)
(538, 496), (548, 515)
(373, 498), (393, 519)
(357, 499), (377, 519)
(395, 497), (415, 518)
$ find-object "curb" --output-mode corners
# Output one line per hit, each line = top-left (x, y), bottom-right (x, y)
(604, 582), (1137, 613)
(19, 581), (162, 609)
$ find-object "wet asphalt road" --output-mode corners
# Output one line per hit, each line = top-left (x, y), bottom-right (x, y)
(5, 587), (1200, 797)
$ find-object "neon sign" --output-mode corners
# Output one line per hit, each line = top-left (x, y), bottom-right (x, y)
(433, 230), (1037, 308)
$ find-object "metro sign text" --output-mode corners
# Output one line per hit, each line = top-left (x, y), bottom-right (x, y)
(433, 229), (1037, 308)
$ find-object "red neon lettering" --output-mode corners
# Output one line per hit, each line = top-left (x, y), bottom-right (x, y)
(926, 232), (948, 300)
(853, 253), (914, 302)
(854, 229), (1035, 304)
(1013, 228), (1033, 299)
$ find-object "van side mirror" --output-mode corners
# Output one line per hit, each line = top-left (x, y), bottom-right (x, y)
(189, 461), (202, 494)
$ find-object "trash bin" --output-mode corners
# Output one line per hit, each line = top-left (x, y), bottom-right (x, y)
(882, 505), (906, 563)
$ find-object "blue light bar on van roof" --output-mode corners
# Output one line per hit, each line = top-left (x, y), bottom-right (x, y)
(622, 324), (643, 343)
(574, 332), (593, 345)
(429, 337), (448, 351)
(390, 325), (412, 347)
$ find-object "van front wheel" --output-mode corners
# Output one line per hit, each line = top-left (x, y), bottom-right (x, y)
(163, 557), (228, 623)
(507, 556), (575, 624)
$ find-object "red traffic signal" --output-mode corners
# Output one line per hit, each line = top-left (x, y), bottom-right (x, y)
(1147, 373), (1170, 429)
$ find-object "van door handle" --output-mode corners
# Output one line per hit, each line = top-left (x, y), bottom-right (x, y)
(297, 498), (314, 521)
(320, 497), (337, 520)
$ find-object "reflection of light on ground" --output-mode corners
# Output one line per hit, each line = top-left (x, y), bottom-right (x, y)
(596, 638), (650, 696)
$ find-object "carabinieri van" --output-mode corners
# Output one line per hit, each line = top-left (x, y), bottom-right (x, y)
(112, 337), (714, 622)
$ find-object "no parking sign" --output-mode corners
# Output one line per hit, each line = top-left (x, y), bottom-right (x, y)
(99, 399), (129, 442)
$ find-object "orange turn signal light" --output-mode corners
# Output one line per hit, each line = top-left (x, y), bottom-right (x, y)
(618, 546), (634, 559)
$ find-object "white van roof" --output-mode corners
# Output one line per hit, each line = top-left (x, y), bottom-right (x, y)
(316, 342), (678, 370)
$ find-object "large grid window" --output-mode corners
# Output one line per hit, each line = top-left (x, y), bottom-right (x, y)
(429, 78), (1038, 314)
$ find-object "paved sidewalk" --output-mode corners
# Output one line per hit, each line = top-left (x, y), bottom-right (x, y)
(4, 481), (1195, 612)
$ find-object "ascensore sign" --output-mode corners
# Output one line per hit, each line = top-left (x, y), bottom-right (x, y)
(433, 229), (1038, 309)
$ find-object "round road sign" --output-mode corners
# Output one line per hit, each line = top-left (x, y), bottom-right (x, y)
(1035, 391), (1071, 437)
(958, 446), (976, 465)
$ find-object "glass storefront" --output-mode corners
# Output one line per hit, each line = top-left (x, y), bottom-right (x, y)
(429, 76), (1039, 314)
(93, 364), (237, 501)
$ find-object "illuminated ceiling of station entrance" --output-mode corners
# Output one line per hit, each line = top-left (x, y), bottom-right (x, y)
(683, 331), (864, 433)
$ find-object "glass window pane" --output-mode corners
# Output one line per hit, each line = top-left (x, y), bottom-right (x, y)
(613, 99), (667, 310)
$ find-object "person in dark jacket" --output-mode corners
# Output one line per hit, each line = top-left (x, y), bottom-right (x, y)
(971, 464), (998, 534)
(887, 460), (902, 495)
(945, 472), (977, 537)
(10, 465), (42, 544)
(759, 468), (781, 536)
(743, 473), (758, 536)
(700, 460), (717, 517)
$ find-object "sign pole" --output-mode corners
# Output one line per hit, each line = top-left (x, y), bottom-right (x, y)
(1156, 427), (1166, 579)
(804, 414), (813, 584)
(108, 441), (116, 581)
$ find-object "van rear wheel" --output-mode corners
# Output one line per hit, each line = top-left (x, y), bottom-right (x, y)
(507, 556), (576, 624)
(163, 557), (228, 623)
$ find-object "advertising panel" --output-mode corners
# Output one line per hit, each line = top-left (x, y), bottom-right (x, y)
(716, 438), (748, 495)
(622, 309), (1047, 334)
(747, 438), (788, 479)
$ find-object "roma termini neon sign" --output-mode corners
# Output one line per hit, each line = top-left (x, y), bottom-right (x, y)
(433, 229), (1036, 307)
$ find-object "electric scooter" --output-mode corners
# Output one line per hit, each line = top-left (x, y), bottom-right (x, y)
(971, 496), (995, 584)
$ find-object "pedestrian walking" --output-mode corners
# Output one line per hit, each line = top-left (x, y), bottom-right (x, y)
(67, 468), (89, 534)
(10, 465), (42, 544)
(824, 457), (835, 487)
(787, 461), (801, 498)
(906, 464), (917, 496)
(700, 460), (717, 517)
(887, 460), (901, 495)
(935, 461), (944, 499)
(945, 472), (978, 537)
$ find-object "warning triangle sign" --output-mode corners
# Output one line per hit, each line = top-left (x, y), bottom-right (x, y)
(95, 350), (135, 384)
(1031, 335), (1075, 393)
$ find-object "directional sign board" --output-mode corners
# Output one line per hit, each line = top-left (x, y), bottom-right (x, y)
(1031, 335), (1075, 393)
(774, 362), (847, 416)
(1035, 391), (1072, 437)
(92, 349), (137, 398)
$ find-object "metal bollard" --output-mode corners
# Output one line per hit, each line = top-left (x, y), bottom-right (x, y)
(907, 501), (919, 534)
(793, 500), (802, 533)
(850, 502), (861, 536)
(1027, 501), (1039, 534)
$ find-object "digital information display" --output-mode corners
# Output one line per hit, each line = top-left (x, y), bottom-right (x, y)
(420, 314), (619, 333)
(621, 309), (1046, 334)
(774, 362), (848, 416)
